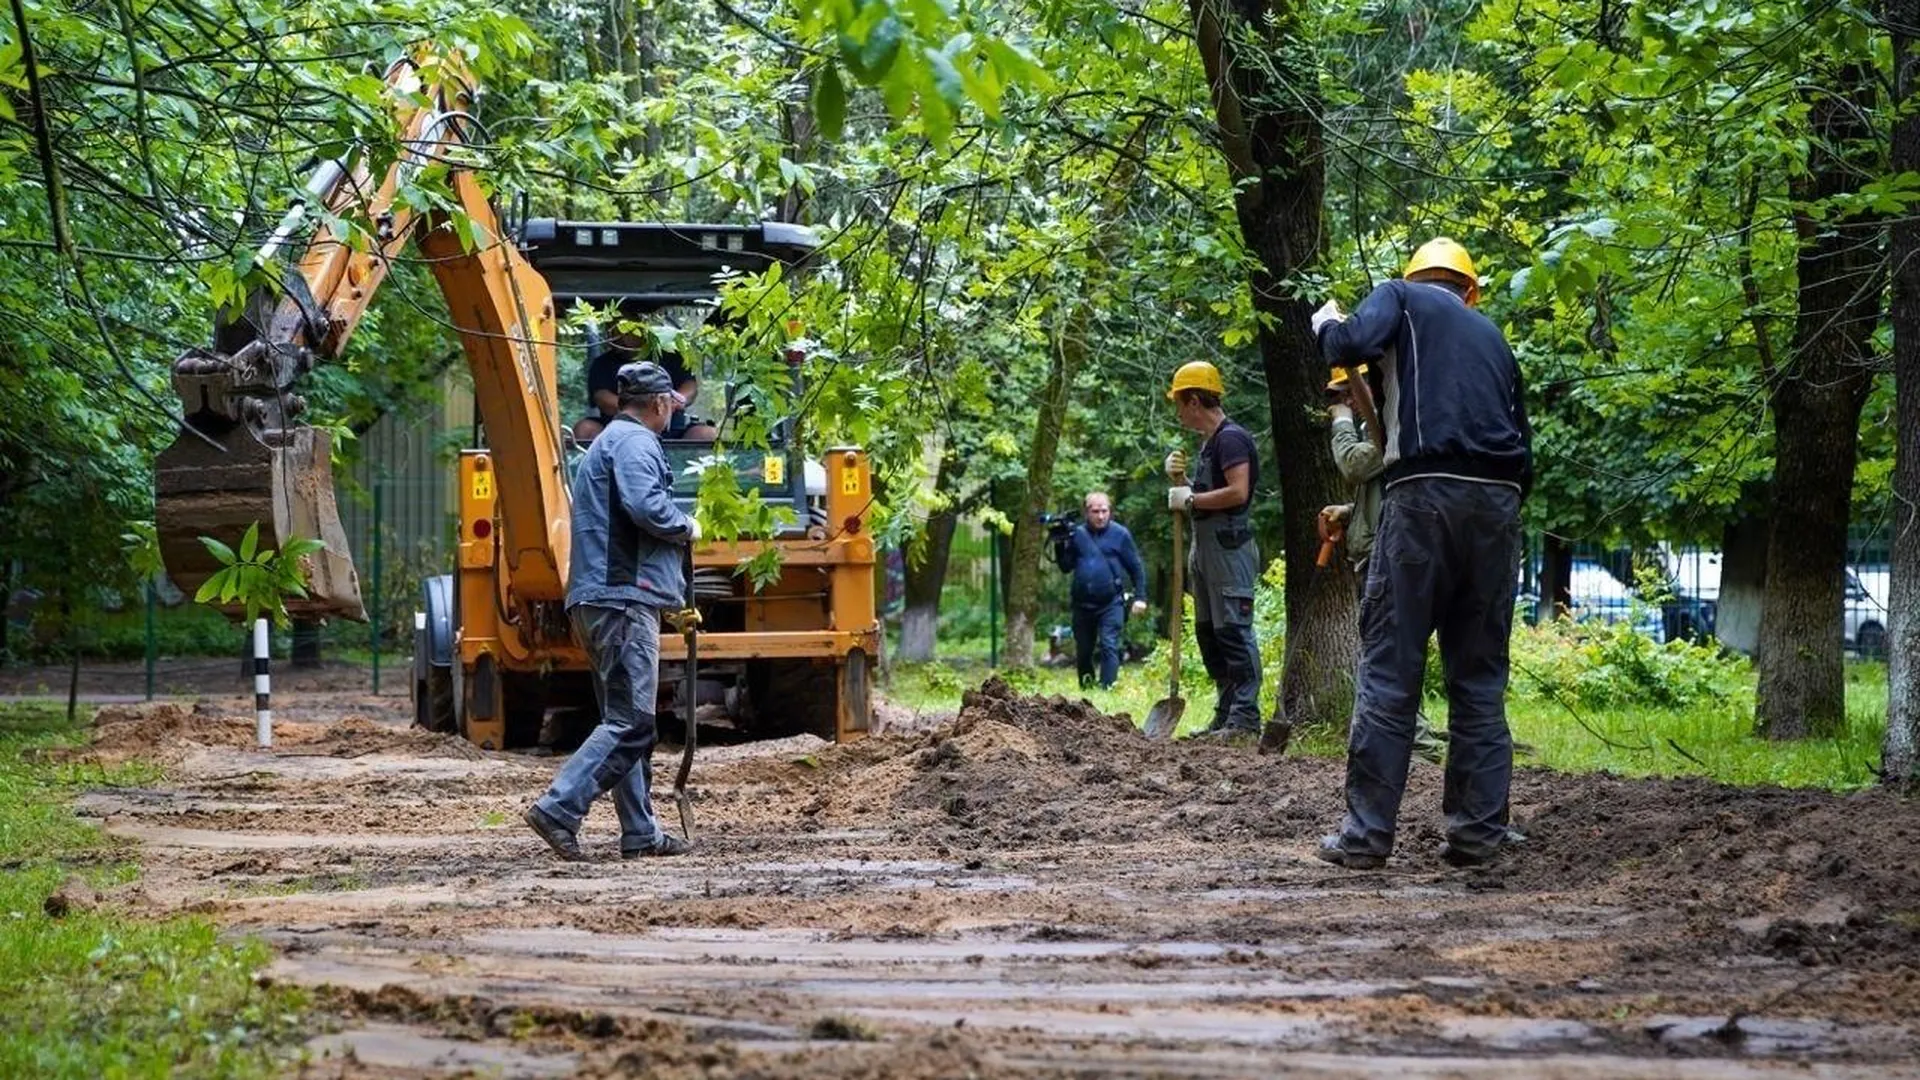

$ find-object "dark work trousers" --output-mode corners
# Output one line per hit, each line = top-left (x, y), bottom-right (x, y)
(534, 603), (665, 852)
(1340, 477), (1521, 858)
(1191, 513), (1262, 733)
(1073, 598), (1127, 689)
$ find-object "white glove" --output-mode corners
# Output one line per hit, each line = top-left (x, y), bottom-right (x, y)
(1329, 403), (1353, 424)
(686, 518), (703, 543)
(1310, 299), (1344, 336)
(1130, 599), (1148, 618)
(1163, 449), (1187, 480)
(1168, 485), (1194, 511)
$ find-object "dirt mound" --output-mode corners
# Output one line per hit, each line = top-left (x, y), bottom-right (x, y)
(76, 702), (483, 763)
(1502, 770), (1920, 966)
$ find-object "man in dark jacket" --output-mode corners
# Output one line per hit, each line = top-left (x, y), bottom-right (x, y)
(526, 361), (699, 861)
(1052, 491), (1147, 689)
(1310, 237), (1533, 870)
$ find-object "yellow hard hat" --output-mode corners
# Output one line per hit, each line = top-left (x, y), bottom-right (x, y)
(1166, 361), (1225, 400)
(1403, 237), (1480, 306)
(1325, 364), (1370, 392)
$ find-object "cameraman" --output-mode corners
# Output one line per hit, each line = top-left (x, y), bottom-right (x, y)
(1051, 492), (1147, 689)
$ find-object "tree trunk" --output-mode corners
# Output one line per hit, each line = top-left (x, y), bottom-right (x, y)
(1541, 534), (1572, 620)
(1189, 0), (1357, 730)
(1754, 70), (1882, 739)
(1003, 329), (1076, 668)
(1886, 0), (1920, 789)
(1716, 512), (1769, 658)
(1001, 122), (1153, 667)
(899, 456), (961, 663)
(779, 79), (816, 224)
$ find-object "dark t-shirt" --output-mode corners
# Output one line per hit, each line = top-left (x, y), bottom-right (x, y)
(583, 348), (693, 417)
(1197, 420), (1257, 516)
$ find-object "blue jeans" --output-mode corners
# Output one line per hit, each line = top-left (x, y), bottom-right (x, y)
(1073, 599), (1126, 689)
(535, 603), (664, 851)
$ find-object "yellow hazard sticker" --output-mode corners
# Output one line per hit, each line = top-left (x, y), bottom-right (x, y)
(841, 468), (861, 496)
(470, 471), (494, 501)
(763, 455), (785, 486)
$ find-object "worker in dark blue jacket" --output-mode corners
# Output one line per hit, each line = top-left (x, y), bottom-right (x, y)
(1309, 237), (1534, 871)
(1051, 491), (1148, 689)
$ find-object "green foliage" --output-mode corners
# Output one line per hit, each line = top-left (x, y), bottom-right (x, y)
(1507, 617), (1752, 711)
(192, 523), (326, 630)
(0, 703), (305, 1077)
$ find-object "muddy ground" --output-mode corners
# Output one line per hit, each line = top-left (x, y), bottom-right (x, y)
(34, 668), (1920, 1078)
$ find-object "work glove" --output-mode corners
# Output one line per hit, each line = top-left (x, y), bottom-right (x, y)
(686, 517), (704, 543)
(1130, 599), (1148, 618)
(1168, 485), (1194, 512)
(1310, 299), (1344, 336)
(1163, 449), (1187, 480)
(1329, 403), (1353, 424)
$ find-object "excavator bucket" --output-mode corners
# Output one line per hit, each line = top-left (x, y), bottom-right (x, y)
(154, 421), (365, 622)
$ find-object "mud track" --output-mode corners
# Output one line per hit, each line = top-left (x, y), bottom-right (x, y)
(65, 678), (1920, 1078)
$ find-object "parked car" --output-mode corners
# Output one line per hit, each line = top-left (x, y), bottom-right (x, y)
(1846, 567), (1888, 659)
(1658, 546), (1720, 643)
(1566, 560), (1666, 643)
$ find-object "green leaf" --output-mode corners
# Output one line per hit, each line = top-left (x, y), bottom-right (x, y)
(193, 572), (226, 606)
(238, 522), (259, 563)
(814, 64), (847, 142)
(199, 536), (237, 566)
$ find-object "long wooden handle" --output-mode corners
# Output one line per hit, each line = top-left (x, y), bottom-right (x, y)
(1167, 464), (1187, 696)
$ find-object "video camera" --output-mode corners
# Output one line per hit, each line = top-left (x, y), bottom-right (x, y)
(1038, 508), (1082, 542)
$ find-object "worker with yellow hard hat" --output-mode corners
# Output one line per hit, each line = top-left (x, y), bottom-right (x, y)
(1163, 359), (1264, 741)
(1307, 237), (1534, 873)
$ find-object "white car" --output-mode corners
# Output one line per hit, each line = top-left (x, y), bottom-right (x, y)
(1846, 568), (1888, 658)
(1566, 560), (1665, 643)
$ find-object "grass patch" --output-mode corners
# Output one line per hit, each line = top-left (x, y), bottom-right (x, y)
(0, 702), (307, 1077)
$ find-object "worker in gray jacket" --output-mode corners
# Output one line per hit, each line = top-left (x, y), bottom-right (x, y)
(525, 361), (699, 861)
(1310, 237), (1533, 870)
(1319, 363), (1385, 577)
(1320, 362), (1444, 765)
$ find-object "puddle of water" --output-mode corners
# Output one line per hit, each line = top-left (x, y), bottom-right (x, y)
(792, 977), (1397, 1004)
(1645, 1015), (1844, 1056)
(460, 926), (1378, 967)
(1436, 1015), (1599, 1050)
(851, 1003), (1331, 1046)
(306, 1023), (579, 1077)
(107, 824), (456, 851)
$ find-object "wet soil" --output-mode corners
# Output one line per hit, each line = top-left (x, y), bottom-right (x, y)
(60, 675), (1920, 1077)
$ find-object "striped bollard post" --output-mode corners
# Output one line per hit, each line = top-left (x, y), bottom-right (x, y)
(253, 618), (272, 748)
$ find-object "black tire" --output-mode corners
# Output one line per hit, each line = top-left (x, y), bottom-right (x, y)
(419, 664), (457, 733)
(1858, 622), (1887, 660)
(747, 659), (837, 738)
(502, 669), (549, 749)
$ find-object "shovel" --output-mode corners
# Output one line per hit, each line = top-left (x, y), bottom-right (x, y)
(671, 545), (700, 839)
(1144, 464), (1188, 740)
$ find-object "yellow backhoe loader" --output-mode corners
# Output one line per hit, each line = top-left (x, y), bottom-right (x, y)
(154, 55), (878, 749)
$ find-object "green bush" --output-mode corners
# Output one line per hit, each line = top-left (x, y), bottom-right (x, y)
(1507, 615), (1751, 710)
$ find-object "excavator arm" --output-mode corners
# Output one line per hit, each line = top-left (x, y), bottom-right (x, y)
(155, 55), (568, 622)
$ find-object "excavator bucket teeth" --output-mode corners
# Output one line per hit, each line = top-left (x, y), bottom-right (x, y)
(155, 424), (366, 622)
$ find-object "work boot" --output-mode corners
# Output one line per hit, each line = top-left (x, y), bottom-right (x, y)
(623, 834), (692, 858)
(1438, 840), (1502, 868)
(524, 805), (585, 862)
(1316, 835), (1386, 871)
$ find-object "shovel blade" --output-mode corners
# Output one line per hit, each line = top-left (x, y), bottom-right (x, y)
(675, 789), (694, 841)
(1143, 696), (1185, 741)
